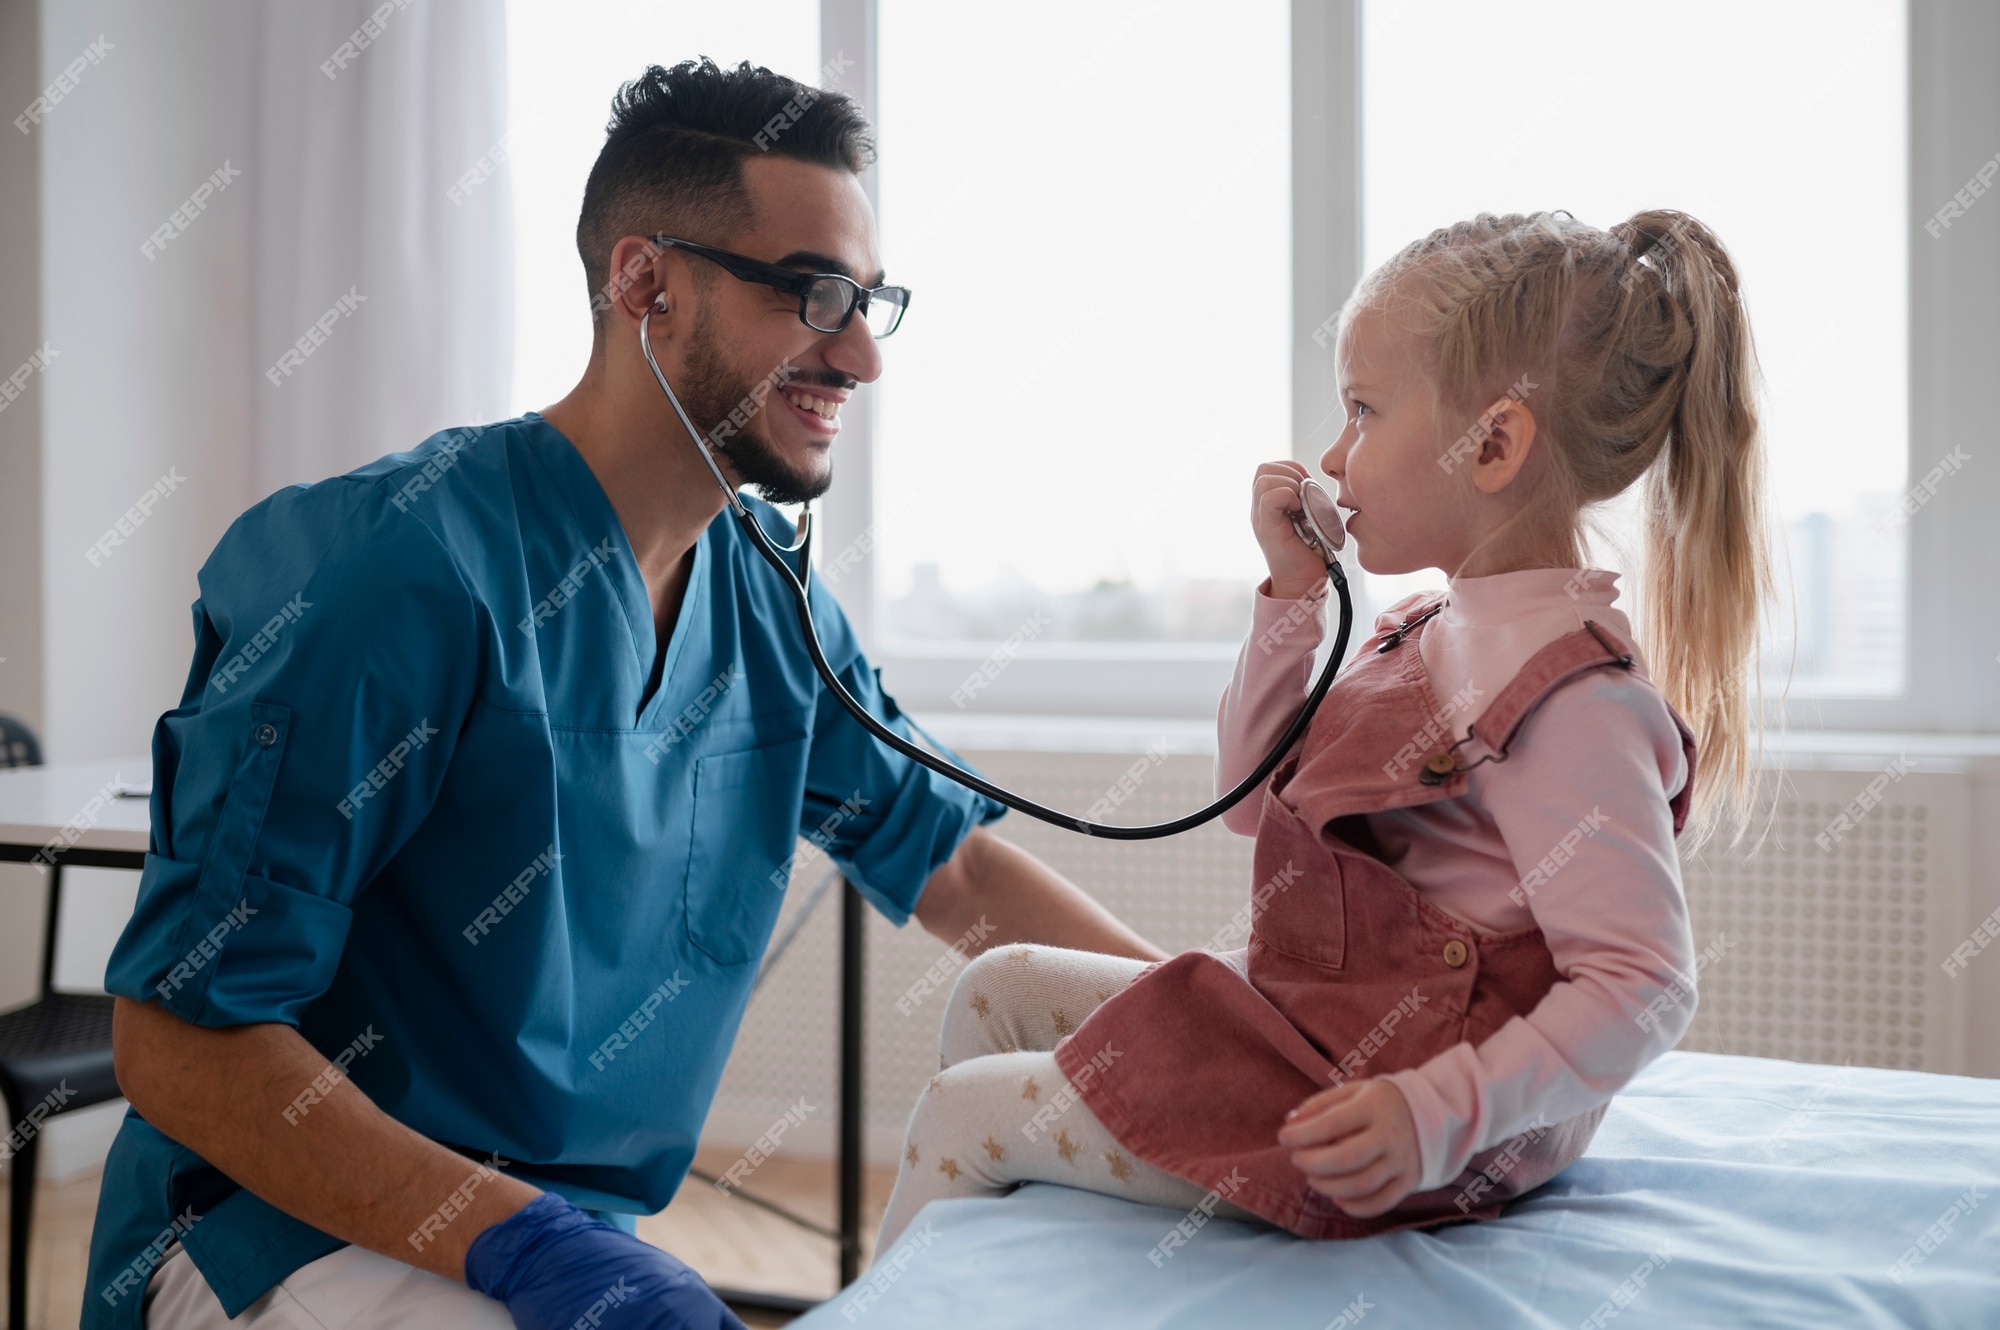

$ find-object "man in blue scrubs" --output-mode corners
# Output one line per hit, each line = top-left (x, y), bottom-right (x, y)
(83, 58), (1167, 1330)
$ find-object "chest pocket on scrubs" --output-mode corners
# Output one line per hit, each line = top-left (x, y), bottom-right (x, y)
(683, 735), (813, 965)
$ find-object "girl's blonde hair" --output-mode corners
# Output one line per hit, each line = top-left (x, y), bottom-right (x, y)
(1344, 210), (1776, 848)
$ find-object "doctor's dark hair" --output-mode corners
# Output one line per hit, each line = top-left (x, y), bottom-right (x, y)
(1340, 210), (1777, 850)
(576, 58), (875, 332)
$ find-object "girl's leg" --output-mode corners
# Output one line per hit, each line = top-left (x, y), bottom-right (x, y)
(874, 1049), (1258, 1257)
(938, 944), (1154, 1066)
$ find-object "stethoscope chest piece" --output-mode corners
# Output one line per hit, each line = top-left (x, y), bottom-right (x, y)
(1291, 477), (1346, 557)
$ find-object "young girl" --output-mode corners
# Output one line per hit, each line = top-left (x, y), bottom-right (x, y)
(873, 209), (1772, 1252)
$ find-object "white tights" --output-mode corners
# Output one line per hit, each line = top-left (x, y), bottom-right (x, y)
(873, 944), (1257, 1258)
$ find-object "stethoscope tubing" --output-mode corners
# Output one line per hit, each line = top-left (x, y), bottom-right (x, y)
(639, 308), (1354, 839)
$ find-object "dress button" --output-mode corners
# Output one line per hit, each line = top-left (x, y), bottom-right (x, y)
(1442, 938), (1468, 967)
(1418, 751), (1457, 785)
(253, 723), (278, 746)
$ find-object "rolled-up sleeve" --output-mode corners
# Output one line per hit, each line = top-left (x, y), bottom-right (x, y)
(105, 479), (478, 1028)
(795, 589), (1006, 928)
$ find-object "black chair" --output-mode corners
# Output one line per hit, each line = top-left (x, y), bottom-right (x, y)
(0, 715), (121, 1330)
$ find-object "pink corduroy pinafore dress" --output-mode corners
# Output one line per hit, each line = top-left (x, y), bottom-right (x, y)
(1052, 590), (1698, 1239)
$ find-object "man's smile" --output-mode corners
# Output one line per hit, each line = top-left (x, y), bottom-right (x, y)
(780, 385), (845, 436)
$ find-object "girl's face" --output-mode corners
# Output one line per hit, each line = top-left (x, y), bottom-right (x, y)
(1320, 306), (1469, 577)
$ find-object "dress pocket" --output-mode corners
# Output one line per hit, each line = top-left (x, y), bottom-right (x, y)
(681, 736), (811, 966)
(1247, 798), (1347, 970)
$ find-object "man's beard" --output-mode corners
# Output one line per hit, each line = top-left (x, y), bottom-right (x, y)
(678, 301), (836, 507)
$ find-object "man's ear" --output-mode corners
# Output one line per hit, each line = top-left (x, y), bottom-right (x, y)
(603, 234), (676, 331)
(1467, 397), (1538, 495)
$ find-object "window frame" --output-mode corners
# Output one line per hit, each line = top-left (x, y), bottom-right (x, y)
(824, 0), (2000, 736)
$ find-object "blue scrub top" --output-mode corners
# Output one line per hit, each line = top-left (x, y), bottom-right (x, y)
(81, 413), (1005, 1326)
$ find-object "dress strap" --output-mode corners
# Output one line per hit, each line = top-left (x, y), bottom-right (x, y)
(1414, 618), (1644, 787)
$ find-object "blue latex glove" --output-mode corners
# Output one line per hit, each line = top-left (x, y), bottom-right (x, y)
(464, 1191), (746, 1330)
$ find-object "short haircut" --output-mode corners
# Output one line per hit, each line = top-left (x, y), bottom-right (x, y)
(576, 57), (875, 327)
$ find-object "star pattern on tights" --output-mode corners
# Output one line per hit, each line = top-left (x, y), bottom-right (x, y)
(938, 1157), (962, 1182)
(1105, 1151), (1134, 1183)
(982, 1135), (1007, 1162)
(1053, 1130), (1080, 1165)
(1009, 946), (1035, 962)
(1051, 1008), (1075, 1036)
(906, 1143), (919, 1167)
(968, 992), (991, 1019)
(1021, 1076), (1041, 1101)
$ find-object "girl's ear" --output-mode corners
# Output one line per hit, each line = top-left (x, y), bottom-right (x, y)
(1468, 398), (1538, 495)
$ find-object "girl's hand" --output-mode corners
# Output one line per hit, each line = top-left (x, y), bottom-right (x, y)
(1250, 460), (1329, 603)
(1276, 1078), (1423, 1217)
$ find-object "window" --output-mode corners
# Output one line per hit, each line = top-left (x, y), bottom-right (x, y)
(1360, 0), (1909, 696)
(503, 2), (1998, 736)
(872, 0), (1293, 660)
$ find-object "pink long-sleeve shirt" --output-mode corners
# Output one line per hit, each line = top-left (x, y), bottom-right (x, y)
(1217, 568), (1698, 1192)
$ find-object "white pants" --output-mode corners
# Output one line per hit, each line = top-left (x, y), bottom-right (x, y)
(144, 1242), (512, 1328)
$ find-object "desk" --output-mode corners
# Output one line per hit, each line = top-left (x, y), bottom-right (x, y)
(0, 758), (152, 989)
(0, 756), (152, 870)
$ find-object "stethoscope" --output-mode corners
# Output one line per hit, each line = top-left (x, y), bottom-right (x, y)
(638, 304), (1356, 839)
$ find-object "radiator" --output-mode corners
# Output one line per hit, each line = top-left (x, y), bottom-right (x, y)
(702, 751), (1974, 1162)
(1675, 767), (1969, 1075)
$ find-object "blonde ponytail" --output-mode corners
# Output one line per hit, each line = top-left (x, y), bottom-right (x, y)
(1616, 211), (1774, 848)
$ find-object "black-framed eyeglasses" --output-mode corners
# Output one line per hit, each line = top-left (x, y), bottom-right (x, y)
(649, 235), (910, 338)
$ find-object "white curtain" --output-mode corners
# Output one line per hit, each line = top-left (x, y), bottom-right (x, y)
(41, 0), (513, 766)
(251, 0), (514, 494)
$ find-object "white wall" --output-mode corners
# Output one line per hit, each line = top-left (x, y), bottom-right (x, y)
(0, 0), (47, 1018)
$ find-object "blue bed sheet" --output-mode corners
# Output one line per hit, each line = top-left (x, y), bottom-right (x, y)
(798, 1051), (1999, 1328)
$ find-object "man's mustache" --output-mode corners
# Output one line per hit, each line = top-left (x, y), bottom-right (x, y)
(778, 365), (857, 392)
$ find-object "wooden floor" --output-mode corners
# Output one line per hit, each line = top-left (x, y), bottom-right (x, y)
(2, 1168), (99, 1330)
(2, 1147), (899, 1329)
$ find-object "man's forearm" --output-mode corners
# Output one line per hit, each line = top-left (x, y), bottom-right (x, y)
(111, 996), (541, 1283)
(917, 827), (1171, 962)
